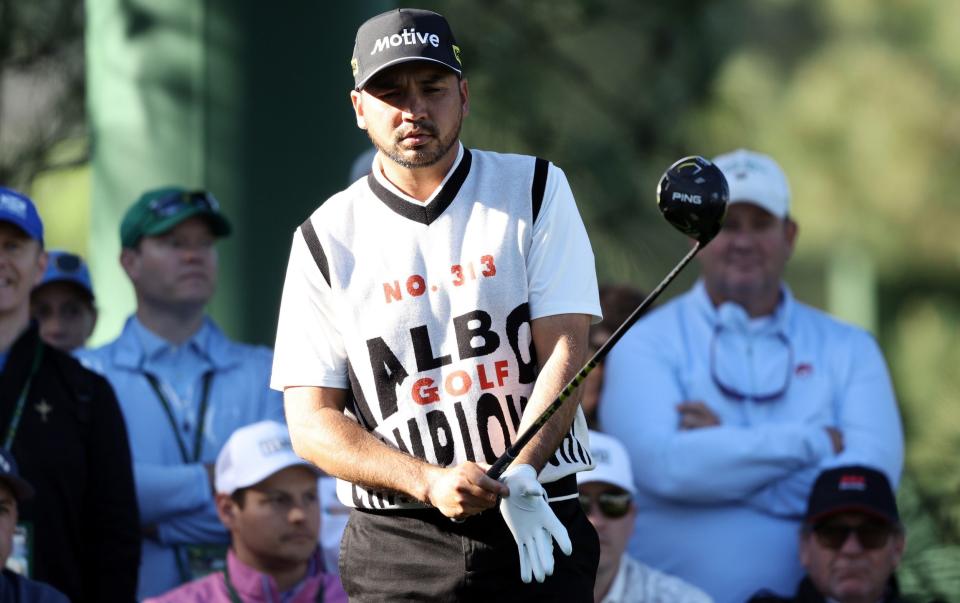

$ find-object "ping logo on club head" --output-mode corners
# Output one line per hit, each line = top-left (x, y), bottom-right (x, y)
(671, 191), (703, 205)
(838, 474), (867, 491)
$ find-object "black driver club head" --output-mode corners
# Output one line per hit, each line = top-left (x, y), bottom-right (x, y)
(657, 156), (729, 245)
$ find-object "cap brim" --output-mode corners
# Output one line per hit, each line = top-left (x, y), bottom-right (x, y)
(356, 56), (461, 90)
(0, 476), (34, 502)
(35, 278), (94, 301)
(141, 207), (232, 241)
(0, 218), (41, 243)
(221, 459), (320, 495)
(806, 504), (898, 526)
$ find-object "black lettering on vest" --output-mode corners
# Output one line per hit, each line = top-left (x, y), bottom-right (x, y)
(392, 428), (410, 455)
(370, 490), (395, 509)
(574, 434), (590, 465)
(453, 402), (476, 462)
(476, 392), (512, 464)
(557, 435), (573, 464)
(410, 325), (452, 371)
(407, 417), (426, 459)
(352, 483), (367, 508)
(366, 337), (408, 421)
(506, 303), (538, 384)
(453, 310), (501, 360)
(426, 410), (455, 467)
(347, 360), (378, 429)
(565, 433), (578, 463)
(505, 394), (523, 429)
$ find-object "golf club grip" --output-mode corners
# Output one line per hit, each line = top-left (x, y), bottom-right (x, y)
(486, 241), (703, 480)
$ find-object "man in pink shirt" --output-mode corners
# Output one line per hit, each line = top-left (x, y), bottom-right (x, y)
(146, 421), (347, 603)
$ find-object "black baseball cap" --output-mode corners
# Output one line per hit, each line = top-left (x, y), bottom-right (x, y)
(805, 465), (899, 525)
(351, 8), (463, 90)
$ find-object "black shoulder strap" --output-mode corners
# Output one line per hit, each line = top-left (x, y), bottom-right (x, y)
(299, 217), (331, 287)
(531, 157), (549, 224)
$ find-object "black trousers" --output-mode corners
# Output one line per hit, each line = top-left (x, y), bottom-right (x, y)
(339, 495), (599, 602)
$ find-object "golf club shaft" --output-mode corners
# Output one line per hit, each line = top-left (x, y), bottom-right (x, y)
(486, 241), (704, 480)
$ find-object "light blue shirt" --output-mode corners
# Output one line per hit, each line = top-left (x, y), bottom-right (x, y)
(77, 316), (284, 600)
(598, 281), (903, 603)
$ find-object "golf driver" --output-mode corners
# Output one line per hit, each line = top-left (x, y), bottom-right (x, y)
(486, 155), (729, 480)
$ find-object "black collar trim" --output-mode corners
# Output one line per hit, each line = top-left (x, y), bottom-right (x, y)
(366, 149), (472, 225)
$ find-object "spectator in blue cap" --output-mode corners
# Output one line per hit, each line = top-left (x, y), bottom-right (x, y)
(0, 448), (70, 602)
(31, 250), (98, 352)
(0, 186), (141, 602)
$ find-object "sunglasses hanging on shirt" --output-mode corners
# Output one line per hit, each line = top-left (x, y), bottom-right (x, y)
(710, 325), (793, 403)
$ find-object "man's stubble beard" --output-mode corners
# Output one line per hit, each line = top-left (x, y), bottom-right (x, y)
(370, 109), (463, 169)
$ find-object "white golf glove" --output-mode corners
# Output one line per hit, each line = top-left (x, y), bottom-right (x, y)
(498, 464), (573, 584)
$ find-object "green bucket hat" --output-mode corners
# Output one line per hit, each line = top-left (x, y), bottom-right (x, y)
(120, 186), (232, 248)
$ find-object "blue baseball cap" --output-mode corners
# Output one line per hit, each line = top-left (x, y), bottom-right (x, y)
(0, 187), (44, 245)
(38, 250), (95, 300)
(0, 449), (34, 502)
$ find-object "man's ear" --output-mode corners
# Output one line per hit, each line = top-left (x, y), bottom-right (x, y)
(350, 90), (367, 130)
(216, 493), (237, 529)
(119, 247), (139, 281)
(784, 218), (799, 258)
(32, 249), (48, 287)
(459, 77), (470, 118)
(798, 531), (812, 570)
(891, 530), (906, 567)
(85, 305), (99, 341)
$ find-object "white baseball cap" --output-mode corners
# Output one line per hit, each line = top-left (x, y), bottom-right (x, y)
(577, 430), (636, 495)
(712, 148), (791, 219)
(215, 421), (318, 495)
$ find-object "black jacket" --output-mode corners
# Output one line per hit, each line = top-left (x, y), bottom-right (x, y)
(1, 324), (140, 602)
(749, 576), (911, 603)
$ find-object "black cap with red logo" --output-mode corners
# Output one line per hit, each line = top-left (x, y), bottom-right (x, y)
(805, 465), (899, 525)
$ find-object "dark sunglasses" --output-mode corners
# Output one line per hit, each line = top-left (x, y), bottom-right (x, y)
(710, 325), (793, 403)
(53, 252), (83, 273)
(148, 191), (220, 218)
(812, 521), (894, 550)
(579, 492), (632, 519)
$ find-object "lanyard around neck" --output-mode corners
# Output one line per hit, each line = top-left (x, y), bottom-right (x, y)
(4, 343), (44, 451)
(144, 371), (214, 463)
(223, 560), (326, 603)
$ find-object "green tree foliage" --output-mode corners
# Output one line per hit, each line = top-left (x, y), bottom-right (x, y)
(0, 0), (86, 188)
